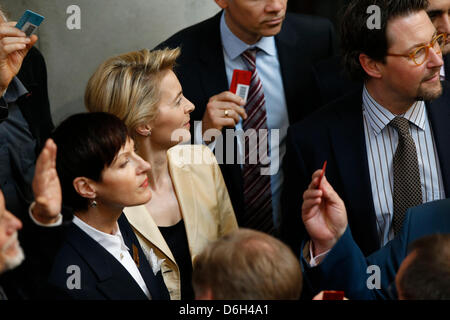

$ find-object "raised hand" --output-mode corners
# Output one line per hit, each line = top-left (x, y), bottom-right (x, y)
(31, 139), (62, 224)
(0, 21), (38, 95)
(302, 169), (348, 256)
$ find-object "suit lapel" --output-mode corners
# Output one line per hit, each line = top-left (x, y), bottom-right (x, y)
(66, 223), (148, 300)
(426, 81), (450, 195)
(167, 146), (199, 259)
(275, 14), (300, 123)
(118, 215), (169, 300)
(328, 91), (379, 246)
(124, 205), (176, 263)
(199, 12), (229, 102)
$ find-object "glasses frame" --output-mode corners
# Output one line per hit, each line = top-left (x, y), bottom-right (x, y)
(386, 33), (447, 66)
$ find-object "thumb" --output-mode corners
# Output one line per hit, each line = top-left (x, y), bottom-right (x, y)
(320, 175), (341, 204)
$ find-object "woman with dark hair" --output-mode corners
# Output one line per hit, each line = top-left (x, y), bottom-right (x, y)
(47, 112), (170, 300)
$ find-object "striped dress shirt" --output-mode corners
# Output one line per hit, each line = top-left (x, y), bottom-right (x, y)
(362, 86), (446, 246)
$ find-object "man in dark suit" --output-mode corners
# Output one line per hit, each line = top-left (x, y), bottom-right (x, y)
(300, 169), (450, 300)
(156, 0), (335, 235)
(0, 8), (56, 299)
(281, 0), (450, 258)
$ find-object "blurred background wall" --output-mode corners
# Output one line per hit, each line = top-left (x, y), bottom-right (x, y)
(3, 0), (349, 124)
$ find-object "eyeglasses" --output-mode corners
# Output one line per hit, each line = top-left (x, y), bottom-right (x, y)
(386, 33), (447, 66)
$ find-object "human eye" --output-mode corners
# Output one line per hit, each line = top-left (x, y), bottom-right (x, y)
(413, 47), (426, 59)
(120, 158), (130, 168)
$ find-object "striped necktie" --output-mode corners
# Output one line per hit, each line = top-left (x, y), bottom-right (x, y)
(240, 48), (275, 235)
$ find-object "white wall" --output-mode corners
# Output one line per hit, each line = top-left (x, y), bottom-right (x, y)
(3, 0), (220, 124)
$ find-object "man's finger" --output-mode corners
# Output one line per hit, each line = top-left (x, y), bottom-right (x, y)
(211, 91), (246, 105)
(231, 105), (247, 120)
(0, 24), (26, 38)
(2, 43), (27, 54)
(1, 37), (30, 46)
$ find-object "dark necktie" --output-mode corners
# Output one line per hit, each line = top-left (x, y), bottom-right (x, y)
(241, 48), (275, 235)
(390, 117), (423, 235)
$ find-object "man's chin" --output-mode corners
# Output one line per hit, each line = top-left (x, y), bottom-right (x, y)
(416, 81), (443, 101)
(2, 245), (26, 272)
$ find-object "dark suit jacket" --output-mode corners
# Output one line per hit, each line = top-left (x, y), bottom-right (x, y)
(156, 11), (336, 226)
(0, 47), (57, 300)
(281, 81), (450, 257)
(47, 214), (170, 300)
(302, 198), (450, 300)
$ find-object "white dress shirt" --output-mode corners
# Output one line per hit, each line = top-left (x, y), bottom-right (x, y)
(72, 216), (151, 299)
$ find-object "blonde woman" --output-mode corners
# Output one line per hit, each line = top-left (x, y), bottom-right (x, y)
(85, 48), (238, 300)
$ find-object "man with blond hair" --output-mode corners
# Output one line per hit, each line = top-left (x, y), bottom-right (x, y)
(193, 228), (302, 300)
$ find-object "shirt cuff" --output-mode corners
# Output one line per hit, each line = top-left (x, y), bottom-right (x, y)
(308, 241), (331, 267)
(29, 201), (63, 227)
(194, 120), (217, 151)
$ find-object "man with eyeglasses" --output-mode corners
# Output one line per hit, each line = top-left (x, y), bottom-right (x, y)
(281, 0), (450, 268)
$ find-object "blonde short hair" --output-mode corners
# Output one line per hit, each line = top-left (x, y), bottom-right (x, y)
(85, 47), (180, 137)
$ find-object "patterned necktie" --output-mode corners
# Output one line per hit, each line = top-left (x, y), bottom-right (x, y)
(390, 117), (423, 235)
(240, 48), (275, 235)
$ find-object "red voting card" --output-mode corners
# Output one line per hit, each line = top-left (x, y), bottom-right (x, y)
(322, 290), (345, 300)
(230, 69), (252, 103)
(317, 160), (327, 189)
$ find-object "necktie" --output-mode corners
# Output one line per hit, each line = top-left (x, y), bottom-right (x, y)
(241, 48), (275, 235)
(390, 117), (422, 235)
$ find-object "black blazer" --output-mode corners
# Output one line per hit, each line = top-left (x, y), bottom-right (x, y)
(156, 12), (336, 225)
(281, 81), (450, 257)
(0, 47), (56, 300)
(47, 214), (170, 300)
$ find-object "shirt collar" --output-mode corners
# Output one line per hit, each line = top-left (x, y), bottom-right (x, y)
(362, 85), (426, 136)
(4, 77), (28, 104)
(220, 11), (276, 60)
(73, 215), (129, 252)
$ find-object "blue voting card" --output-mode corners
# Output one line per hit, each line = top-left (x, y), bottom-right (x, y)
(15, 10), (45, 37)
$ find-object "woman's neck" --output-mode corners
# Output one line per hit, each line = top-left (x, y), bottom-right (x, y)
(75, 205), (123, 235)
(136, 136), (171, 189)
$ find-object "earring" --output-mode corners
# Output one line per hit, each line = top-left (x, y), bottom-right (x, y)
(147, 130), (152, 137)
(90, 200), (97, 208)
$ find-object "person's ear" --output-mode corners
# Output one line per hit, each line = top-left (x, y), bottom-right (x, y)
(73, 177), (97, 199)
(135, 123), (152, 137)
(215, 0), (229, 10)
(359, 53), (383, 79)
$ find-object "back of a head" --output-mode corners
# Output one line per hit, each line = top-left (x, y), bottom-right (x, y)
(84, 48), (180, 138)
(192, 229), (302, 300)
(51, 112), (129, 212)
(398, 233), (450, 299)
(341, 0), (429, 81)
